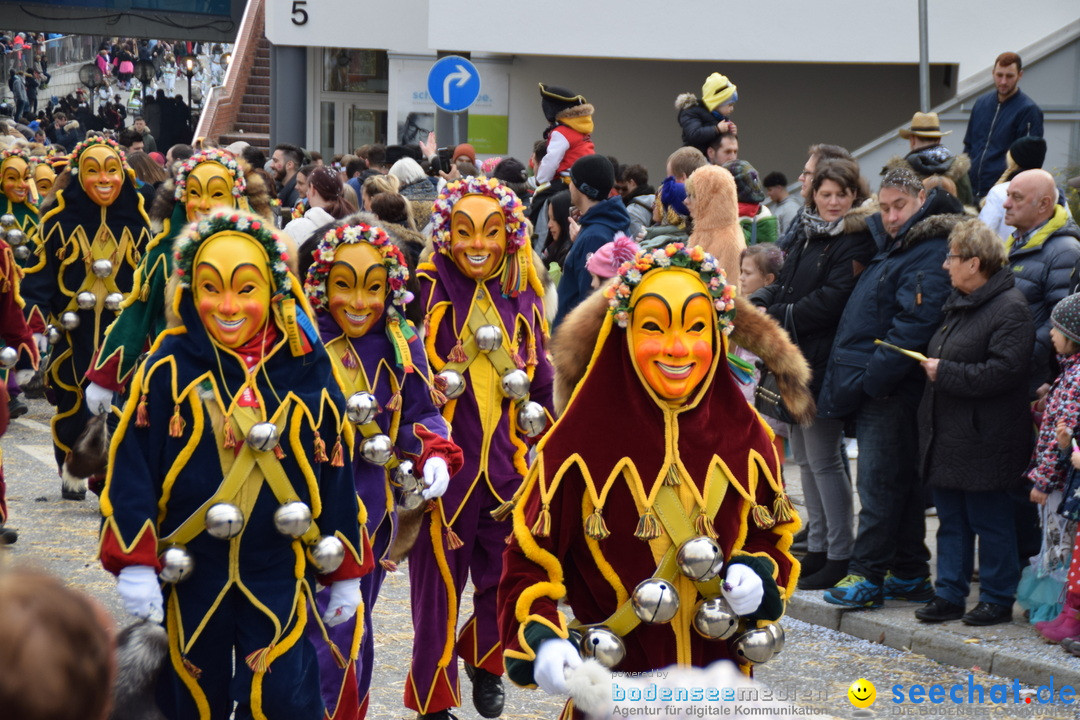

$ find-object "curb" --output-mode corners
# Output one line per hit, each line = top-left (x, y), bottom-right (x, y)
(786, 591), (1080, 689)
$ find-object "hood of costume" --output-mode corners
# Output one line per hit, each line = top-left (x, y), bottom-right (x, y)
(687, 165), (744, 277)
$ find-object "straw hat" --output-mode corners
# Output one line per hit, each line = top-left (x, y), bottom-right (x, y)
(898, 111), (951, 139)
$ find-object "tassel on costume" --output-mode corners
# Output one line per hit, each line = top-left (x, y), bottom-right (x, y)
(448, 338), (468, 363)
(222, 419), (237, 449)
(330, 436), (344, 467)
(490, 499), (515, 522)
(634, 510), (663, 541)
(328, 643), (347, 669)
(513, 350), (526, 370)
(181, 656), (203, 679)
(530, 503), (552, 538)
(663, 463), (681, 486)
(273, 444), (286, 459)
(140, 281), (150, 302)
(245, 644), (276, 673)
(380, 558), (398, 573)
(695, 513), (718, 540)
(168, 405), (185, 438)
(342, 351), (358, 370)
(527, 336), (538, 367)
(386, 392), (402, 412)
(135, 394), (149, 427)
(313, 432), (328, 463)
(750, 503), (775, 529)
(430, 388), (448, 407)
(773, 492), (795, 523)
(445, 526), (464, 550)
(584, 508), (611, 540)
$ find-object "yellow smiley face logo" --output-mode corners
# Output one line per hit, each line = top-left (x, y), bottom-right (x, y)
(848, 678), (876, 708)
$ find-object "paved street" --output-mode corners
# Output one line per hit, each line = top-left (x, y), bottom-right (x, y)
(2, 397), (1078, 720)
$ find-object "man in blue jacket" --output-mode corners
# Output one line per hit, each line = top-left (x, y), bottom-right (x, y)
(554, 154), (630, 326)
(963, 52), (1043, 199)
(816, 170), (965, 606)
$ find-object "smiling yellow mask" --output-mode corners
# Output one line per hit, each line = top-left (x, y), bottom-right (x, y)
(34, 162), (55, 198)
(449, 194), (507, 280)
(78, 145), (125, 207)
(184, 161), (236, 223)
(192, 232), (272, 349)
(1, 156), (30, 205)
(628, 269), (716, 405)
(327, 242), (387, 338)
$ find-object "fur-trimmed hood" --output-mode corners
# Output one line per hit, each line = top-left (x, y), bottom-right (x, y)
(686, 164), (744, 277)
(883, 149), (970, 183)
(866, 186), (966, 252)
(675, 92), (703, 112)
(556, 103), (593, 121)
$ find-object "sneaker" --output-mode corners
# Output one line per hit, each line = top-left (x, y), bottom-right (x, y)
(8, 397), (27, 419)
(823, 574), (883, 608)
(883, 572), (935, 602)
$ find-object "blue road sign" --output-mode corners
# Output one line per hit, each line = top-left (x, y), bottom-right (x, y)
(427, 55), (481, 113)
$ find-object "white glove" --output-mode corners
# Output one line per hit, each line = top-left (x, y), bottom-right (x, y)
(14, 369), (34, 386)
(534, 638), (582, 696)
(722, 563), (765, 616)
(32, 333), (47, 354)
(322, 578), (361, 627)
(117, 565), (164, 623)
(421, 456), (450, 500)
(85, 382), (114, 415)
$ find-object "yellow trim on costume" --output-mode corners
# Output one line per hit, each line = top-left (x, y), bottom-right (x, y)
(166, 590), (211, 720)
(95, 515), (158, 555)
(581, 492), (628, 605)
(426, 504), (459, 668)
(251, 594), (309, 720)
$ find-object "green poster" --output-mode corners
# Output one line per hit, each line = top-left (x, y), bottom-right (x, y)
(468, 114), (509, 155)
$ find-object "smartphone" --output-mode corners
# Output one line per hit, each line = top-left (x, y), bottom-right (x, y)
(436, 147), (454, 174)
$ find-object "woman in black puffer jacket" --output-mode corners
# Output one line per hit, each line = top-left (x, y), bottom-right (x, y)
(751, 158), (875, 588)
(915, 218), (1034, 624)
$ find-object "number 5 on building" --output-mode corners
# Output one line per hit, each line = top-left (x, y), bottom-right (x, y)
(291, 0), (308, 25)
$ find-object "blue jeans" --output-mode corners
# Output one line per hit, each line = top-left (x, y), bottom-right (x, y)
(849, 394), (930, 584)
(932, 487), (1019, 606)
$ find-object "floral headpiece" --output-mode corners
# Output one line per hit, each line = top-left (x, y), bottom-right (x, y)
(67, 136), (126, 177)
(304, 222), (411, 311)
(174, 209), (291, 295)
(430, 175), (528, 253)
(605, 243), (737, 333)
(173, 147), (246, 201)
(0, 147), (31, 166)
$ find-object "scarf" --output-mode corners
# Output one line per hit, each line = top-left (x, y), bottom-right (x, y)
(800, 208), (845, 239)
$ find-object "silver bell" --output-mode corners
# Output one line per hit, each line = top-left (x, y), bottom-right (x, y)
(732, 628), (775, 665)
(45, 325), (61, 345)
(0, 346), (17, 368)
(273, 501), (313, 538)
(104, 292), (124, 311)
(204, 502), (245, 539)
(676, 536), (724, 582)
(579, 626), (626, 668)
(59, 311), (80, 330)
(91, 258), (113, 278)
(630, 577), (680, 624)
(0, 213), (16, 229)
(12, 245), (29, 261)
(475, 324), (503, 352)
(76, 290), (97, 310)
(499, 369), (530, 400)
(692, 596), (739, 640)
(764, 622), (785, 656)
(437, 369), (465, 399)
(516, 401), (547, 438)
(310, 535), (345, 574)
(359, 434), (393, 465)
(395, 460), (426, 511)
(6, 228), (26, 246)
(345, 392), (379, 425)
(159, 546), (194, 583)
(245, 422), (279, 452)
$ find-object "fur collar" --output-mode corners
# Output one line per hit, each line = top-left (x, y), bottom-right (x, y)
(556, 103), (594, 121)
(674, 92), (702, 112)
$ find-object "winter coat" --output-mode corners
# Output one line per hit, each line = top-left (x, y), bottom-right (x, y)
(675, 93), (726, 155)
(622, 185), (655, 239)
(918, 267), (1034, 491)
(1006, 206), (1080, 391)
(739, 204), (778, 246)
(818, 189), (965, 419)
(554, 195), (630, 327)
(750, 208), (875, 398)
(283, 205), (334, 247)
(963, 89), (1043, 197)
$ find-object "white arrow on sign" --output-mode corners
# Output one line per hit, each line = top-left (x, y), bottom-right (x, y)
(443, 64), (472, 106)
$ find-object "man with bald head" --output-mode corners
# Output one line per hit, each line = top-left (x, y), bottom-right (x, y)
(1004, 169), (1080, 391)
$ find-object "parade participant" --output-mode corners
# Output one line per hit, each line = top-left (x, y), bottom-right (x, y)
(409, 176), (553, 720)
(99, 208), (368, 720)
(85, 147), (271, 414)
(20, 136), (152, 499)
(302, 220), (463, 719)
(498, 245), (812, 716)
(0, 147), (40, 267)
(33, 155), (57, 199)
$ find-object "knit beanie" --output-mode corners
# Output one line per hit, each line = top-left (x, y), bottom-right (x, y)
(724, 160), (766, 204)
(701, 73), (737, 112)
(453, 143), (476, 164)
(659, 176), (689, 217)
(1009, 136), (1046, 171)
(586, 233), (641, 279)
(570, 154), (614, 201)
(1052, 293), (1080, 346)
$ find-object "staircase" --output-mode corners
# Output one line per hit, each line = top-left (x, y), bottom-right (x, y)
(196, 0), (270, 154)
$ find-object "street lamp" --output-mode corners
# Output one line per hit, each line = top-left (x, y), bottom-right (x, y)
(181, 55), (197, 108)
(133, 59), (155, 101)
(77, 62), (104, 112)
(219, 52), (231, 70)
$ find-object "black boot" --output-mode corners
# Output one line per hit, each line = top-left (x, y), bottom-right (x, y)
(464, 664), (504, 718)
(798, 558), (850, 590)
(798, 551), (827, 578)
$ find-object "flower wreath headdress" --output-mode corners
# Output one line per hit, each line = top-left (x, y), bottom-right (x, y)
(605, 243), (737, 333)
(304, 222), (411, 311)
(429, 175), (528, 253)
(174, 209), (291, 296)
(67, 136), (126, 177)
(173, 147), (246, 201)
(0, 147), (32, 166)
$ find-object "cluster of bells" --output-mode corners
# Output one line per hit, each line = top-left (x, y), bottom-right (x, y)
(434, 324), (546, 438)
(345, 392), (425, 511)
(0, 214), (30, 262)
(159, 503), (346, 583)
(575, 536), (786, 668)
(38, 259), (124, 333)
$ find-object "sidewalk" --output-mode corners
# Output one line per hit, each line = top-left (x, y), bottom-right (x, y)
(780, 448), (1080, 688)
